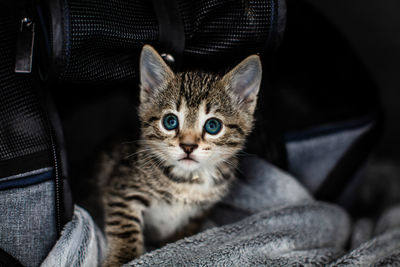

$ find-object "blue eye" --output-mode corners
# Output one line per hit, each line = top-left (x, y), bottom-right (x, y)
(204, 118), (222, 135)
(163, 114), (179, 130)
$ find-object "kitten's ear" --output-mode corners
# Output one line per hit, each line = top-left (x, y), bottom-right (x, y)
(140, 45), (174, 102)
(222, 55), (262, 114)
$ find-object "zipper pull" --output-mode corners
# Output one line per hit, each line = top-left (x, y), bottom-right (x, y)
(15, 17), (35, 73)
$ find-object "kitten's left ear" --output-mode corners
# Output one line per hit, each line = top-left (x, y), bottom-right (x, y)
(222, 55), (262, 114)
(140, 45), (175, 103)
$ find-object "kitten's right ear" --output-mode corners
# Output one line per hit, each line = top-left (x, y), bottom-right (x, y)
(140, 45), (174, 102)
(222, 55), (262, 114)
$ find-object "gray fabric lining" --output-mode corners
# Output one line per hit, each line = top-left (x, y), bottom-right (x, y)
(286, 123), (371, 192)
(0, 180), (57, 267)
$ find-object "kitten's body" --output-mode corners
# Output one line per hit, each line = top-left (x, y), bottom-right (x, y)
(101, 139), (234, 242)
(99, 46), (261, 266)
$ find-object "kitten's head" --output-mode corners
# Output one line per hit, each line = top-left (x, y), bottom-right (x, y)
(138, 45), (261, 175)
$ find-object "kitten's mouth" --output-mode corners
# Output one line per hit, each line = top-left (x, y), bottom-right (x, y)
(178, 156), (198, 163)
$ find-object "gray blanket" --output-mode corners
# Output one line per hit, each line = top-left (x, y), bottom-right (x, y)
(42, 157), (400, 266)
(127, 157), (400, 266)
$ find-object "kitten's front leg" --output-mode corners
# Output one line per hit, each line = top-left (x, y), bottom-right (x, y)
(102, 200), (145, 267)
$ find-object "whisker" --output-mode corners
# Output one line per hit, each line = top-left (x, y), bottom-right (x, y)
(124, 148), (155, 159)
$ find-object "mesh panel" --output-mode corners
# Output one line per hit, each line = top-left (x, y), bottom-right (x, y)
(0, 7), (50, 163)
(61, 0), (158, 82)
(55, 0), (280, 82)
(180, 0), (273, 55)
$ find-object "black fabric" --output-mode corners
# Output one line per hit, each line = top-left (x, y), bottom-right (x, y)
(269, 0), (380, 132)
(0, 151), (51, 178)
(266, 0), (381, 201)
(40, 0), (283, 82)
(0, 4), (52, 176)
(151, 0), (185, 70)
(0, 2), (73, 235)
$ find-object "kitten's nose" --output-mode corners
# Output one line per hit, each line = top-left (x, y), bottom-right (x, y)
(179, 143), (198, 154)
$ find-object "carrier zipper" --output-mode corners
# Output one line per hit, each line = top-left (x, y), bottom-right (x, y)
(49, 128), (63, 235)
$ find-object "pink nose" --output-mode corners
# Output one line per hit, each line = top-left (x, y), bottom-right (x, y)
(179, 143), (198, 154)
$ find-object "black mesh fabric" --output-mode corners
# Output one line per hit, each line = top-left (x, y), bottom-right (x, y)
(179, 1), (273, 55)
(0, 6), (51, 175)
(60, 0), (158, 82)
(48, 0), (282, 82)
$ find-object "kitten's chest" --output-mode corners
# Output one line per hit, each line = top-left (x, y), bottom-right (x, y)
(142, 169), (231, 242)
(143, 200), (205, 242)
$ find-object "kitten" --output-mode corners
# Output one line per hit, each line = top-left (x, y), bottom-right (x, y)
(99, 45), (262, 266)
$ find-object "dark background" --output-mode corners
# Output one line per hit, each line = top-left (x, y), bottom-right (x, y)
(311, 0), (400, 159)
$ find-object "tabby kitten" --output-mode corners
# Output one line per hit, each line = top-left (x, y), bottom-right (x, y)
(100, 45), (262, 266)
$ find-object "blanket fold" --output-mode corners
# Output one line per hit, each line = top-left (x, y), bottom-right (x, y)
(41, 206), (106, 267)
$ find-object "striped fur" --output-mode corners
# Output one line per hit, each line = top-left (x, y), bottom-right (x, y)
(99, 45), (261, 266)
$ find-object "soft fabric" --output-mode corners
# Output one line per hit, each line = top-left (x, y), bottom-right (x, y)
(125, 157), (400, 267)
(41, 156), (400, 266)
(334, 205), (400, 266)
(41, 206), (106, 267)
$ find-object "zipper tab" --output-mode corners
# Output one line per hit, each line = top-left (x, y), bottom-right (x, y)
(15, 17), (35, 73)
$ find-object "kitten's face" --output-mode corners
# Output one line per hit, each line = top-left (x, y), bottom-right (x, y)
(138, 45), (261, 174)
(141, 77), (246, 172)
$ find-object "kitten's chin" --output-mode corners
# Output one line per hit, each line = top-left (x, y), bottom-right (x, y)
(177, 158), (200, 171)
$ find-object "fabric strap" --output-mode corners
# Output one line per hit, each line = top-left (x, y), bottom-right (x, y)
(150, 0), (185, 70)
